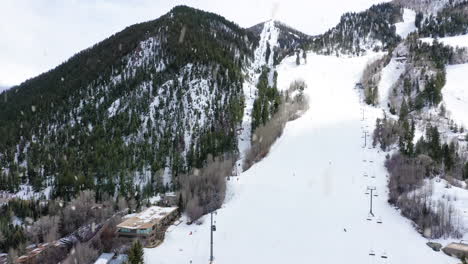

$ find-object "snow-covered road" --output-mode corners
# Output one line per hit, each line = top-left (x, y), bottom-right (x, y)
(145, 54), (456, 264)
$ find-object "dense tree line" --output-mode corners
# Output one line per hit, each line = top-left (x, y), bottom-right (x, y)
(179, 155), (234, 221)
(378, 118), (467, 238)
(406, 36), (467, 110)
(418, 2), (468, 38)
(245, 80), (309, 170)
(247, 21), (311, 66)
(251, 68), (281, 132)
(381, 36), (458, 113)
(360, 55), (392, 105)
(309, 3), (402, 55)
(370, 29), (468, 238)
(0, 198), (52, 252)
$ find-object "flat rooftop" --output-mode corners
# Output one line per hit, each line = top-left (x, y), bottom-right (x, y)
(117, 206), (178, 230)
(446, 242), (468, 252)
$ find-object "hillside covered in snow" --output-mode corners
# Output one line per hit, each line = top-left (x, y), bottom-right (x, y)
(3, 0), (468, 263)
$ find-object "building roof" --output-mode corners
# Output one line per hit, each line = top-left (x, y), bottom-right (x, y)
(445, 242), (468, 252)
(117, 206), (178, 229)
(109, 254), (128, 264)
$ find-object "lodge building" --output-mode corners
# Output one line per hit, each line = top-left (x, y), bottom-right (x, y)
(116, 206), (179, 247)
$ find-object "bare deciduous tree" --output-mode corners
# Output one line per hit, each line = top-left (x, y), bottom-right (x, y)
(179, 156), (233, 222)
(62, 242), (98, 264)
(244, 79), (309, 170)
(30, 215), (60, 244)
(386, 152), (463, 238)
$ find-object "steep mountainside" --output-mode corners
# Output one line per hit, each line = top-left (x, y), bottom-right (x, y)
(418, 1), (468, 37)
(0, 6), (259, 199)
(309, 3), (403, 55)
(248, 21), (312, 65)
(393, 0), (466, 14)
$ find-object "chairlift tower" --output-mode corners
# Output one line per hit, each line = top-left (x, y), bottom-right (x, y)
(362, 130), (369, 148)
(210, 211), (217, 263)
(367, 186), (376, 217)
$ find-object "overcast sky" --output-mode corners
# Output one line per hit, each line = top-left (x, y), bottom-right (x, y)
(0, 0), (387, 89)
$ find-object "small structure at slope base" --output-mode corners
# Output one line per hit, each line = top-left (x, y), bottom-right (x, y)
(442, 242), (468, 258)
(116, 206), (179, 247)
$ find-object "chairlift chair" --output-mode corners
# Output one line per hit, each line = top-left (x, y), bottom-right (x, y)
(369, 250), (376, 256)
(381, 251), (388, 259)
(373, 190), (379, 197)
(377, 217), (383, 224)
(366, 213), (373, 221)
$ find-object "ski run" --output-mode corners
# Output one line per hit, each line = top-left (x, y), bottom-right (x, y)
(145, 21), (461, 264)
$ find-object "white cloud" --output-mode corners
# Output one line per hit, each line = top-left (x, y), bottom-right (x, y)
(0, 0), (388, 86)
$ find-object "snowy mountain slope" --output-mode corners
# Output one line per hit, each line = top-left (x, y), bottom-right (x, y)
(309, 3), (403, 56)
(442, 63), (468, 128)
(0, 6), (258, 198)
(145, 52), (456, 263)
(248, 21), (311, 65)
(395, 9), (417, 39)
(377, 54), (405, 109)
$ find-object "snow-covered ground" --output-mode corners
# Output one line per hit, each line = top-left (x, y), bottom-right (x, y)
(442, 63), (468, 128)
(378, 56), (405, 108)
(395, 9), (417, 39)
(421, 34), (468, 49)
(145, 52), (457, 263)
(415, 177), (468, 239)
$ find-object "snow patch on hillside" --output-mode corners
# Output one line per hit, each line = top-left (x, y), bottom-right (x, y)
(442, 63), (468, 128)
(378, 57), (405, 108)
(395, 9), (417, 39)
(421, 34), (468, 49)
(412, 177), (468, 240)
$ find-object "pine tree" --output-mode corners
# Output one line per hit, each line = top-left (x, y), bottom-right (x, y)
(442, 144), (453, 171)
(399, 119), (414, 156)
(399, 98), (409, 121)
(302, 49), (307, 64)
(427, 126), (442, 162)
(415, 12), (423, 29)
(464, 162), (468, 180)
(128, 240), (144, 264)
(296, 51), (300, 65)
(265, 43), (271, 64)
